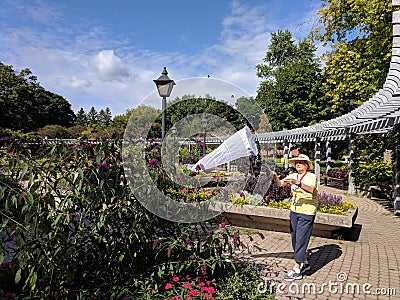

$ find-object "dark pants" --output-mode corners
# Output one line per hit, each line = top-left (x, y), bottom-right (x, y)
(290, 211), (315, 263)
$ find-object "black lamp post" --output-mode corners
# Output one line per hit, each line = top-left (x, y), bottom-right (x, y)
(201, 116), (207, 156)
(153, 67), (175, 139)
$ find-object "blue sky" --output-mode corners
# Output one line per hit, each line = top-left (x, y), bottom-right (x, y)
(0, 0), (323, 116)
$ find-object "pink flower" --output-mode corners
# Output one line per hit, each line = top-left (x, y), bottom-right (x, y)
(188, 290), (199, 296)
(172, 276), (180, 282)
(169, 296), (180, 300)
(182, 281), (192, 289)
(186, 275), (191, 280)
(198, 282), (205, 287)
(220, 221), (226, 228)
(201, 286), (215, 294)
(165, 283), (173, 290)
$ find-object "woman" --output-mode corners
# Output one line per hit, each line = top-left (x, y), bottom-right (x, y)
(273, 154), (318, 281)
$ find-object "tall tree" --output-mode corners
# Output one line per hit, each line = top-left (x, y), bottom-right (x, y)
(98, 107), (112, 125)
(76, 108), (88, 126)
(87, 107), (98, 125)
(312, 0), (393, 116)
(255, 30), (330, 131)
(0, 62), (75, 132)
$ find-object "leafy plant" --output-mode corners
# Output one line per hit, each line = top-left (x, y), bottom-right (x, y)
(0, 140), (270, 299)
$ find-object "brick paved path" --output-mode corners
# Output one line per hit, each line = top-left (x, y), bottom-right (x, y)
(239, 185), (400, 300)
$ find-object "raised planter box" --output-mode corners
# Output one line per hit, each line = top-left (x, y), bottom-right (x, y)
(221, 204), (358, 238)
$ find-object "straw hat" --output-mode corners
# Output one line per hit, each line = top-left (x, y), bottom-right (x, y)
(289, 154), (313, 170)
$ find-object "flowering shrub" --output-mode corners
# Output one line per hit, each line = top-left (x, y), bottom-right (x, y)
(265, 193), (355, 215)
(0, 139), (270, 299)
(318, 192), (355, 215)
(267, 200), (290, 210)
(156, 275), (216, 300)
(166, 187), (223, 202)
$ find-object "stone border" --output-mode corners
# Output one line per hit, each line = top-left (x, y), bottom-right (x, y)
(221, 204), (358, 238)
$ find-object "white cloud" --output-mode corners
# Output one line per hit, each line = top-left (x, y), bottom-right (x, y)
(0, 0), (324, 116)
(58, 76), (92, 89)
(90, 50), (130, 81)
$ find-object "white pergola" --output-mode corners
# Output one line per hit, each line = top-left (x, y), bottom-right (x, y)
(252, 1), (400, 213)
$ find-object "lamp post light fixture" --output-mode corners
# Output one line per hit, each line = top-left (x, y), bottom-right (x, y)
(201, 116), (207, 156)
(153, 67), (175, 140)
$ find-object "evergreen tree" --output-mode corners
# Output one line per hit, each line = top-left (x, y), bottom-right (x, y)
(76, 108), (87, 126)
(87, 107), (98, 125)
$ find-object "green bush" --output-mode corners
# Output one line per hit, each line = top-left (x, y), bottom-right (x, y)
(0, 141), (270, 299)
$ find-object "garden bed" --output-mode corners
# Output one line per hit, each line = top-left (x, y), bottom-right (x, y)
(220, 203), (358, 238)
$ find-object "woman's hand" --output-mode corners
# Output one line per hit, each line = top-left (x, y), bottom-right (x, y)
(283, 177), (300, 186)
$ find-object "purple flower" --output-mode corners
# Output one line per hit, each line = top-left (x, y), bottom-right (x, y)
(197, 141), (204, 147)
(22, 194), (27, 200)
(101, 136), (107, 142)
(220, 221), (227, 228)
(98, 162), (109, 170)
(223, 215), (232, 225)
(232, 234), (239, 245)
(148, 159), (158, 166)
(184, 237), (191, 244)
